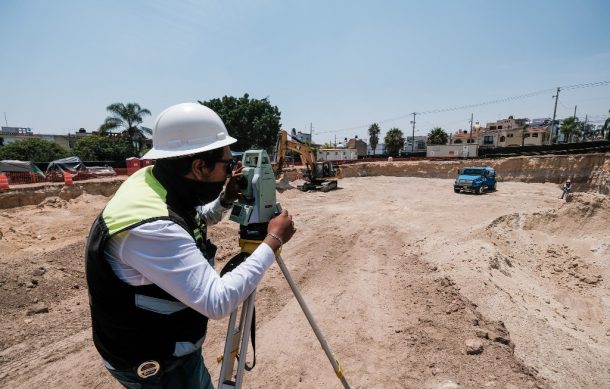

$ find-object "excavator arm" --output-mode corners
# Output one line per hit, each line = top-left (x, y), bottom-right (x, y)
(273, 129), (341, 192)
(273, 130), (316, 177)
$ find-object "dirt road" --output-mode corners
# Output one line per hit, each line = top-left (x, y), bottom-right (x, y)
(1, 176), (608, 388)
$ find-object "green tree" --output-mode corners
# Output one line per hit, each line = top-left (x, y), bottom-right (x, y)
(99, 102), (152, 155)
(0, 138), (69, 161)
(323, 142), (333, 148)
(199, 94), (281, 152)
(384, 128), (405, 156)
(560, 117), (581, 143)
(72, 135), (131, 161)
(602, 109), (610, 140)
(368, 123), (381, 155)
(579, 121), (595, 141)
(427, 127), (449, 145)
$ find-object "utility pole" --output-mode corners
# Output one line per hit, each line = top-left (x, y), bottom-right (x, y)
(584, 114), (588, 141)
(573, 105), (577, 119)
(469, 112), (473, 142)
(410, 112), (416, 153)
(551, 87), (560, 143)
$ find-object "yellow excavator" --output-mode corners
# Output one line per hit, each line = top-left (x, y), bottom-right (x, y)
(273, 129), (341, 192)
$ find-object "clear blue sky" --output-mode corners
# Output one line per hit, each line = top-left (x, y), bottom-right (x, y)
(1, 0), (609, 144)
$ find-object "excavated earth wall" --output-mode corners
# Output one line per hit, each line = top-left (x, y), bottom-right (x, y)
(0, 153), (607, 209)
(0, 179), (123, 209)
(338, 153), (610, 195)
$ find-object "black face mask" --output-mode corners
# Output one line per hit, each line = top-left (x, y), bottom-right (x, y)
(153, 160), (226, 209)
(193, 181), (225, 205)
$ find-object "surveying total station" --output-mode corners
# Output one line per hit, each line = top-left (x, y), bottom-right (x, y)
(218, 150), (351, 389)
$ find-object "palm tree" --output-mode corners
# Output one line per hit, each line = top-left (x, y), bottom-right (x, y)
(99, 103), (152, 155)
(384, 128), (405, 156)
(368, 123), (381, 155)
(427, 127), (448, 145)
(559, 117), (581, 143)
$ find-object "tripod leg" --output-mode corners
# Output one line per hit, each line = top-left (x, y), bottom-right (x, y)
(275, 255), (351, 389)
(235, 291), (256, 387)
(218, 291), (257, 389)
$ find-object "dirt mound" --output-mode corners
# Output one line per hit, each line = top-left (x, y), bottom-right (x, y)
(487, 192), (610, 238)
(275, 174), (296, 192)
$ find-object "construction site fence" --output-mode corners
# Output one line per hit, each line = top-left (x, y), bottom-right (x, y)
(2, 170), (123, 186)
(478, 140), (610, 158)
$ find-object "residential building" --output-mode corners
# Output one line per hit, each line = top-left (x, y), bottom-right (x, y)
(479, 117), (552, 147)
(0, 126), (35, 146)
(404, 136), (428, 153)
(450, 129), (480, 144)
(0, 126), (93, 149)
(479, 116), (529, 147)
(346, 137), (367, 157)
(290, 128), (312, 143)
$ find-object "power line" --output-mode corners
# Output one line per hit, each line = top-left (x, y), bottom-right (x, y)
(315, 80), (610, 136)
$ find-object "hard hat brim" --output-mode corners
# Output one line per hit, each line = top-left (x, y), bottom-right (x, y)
(141, 135), (237, 160)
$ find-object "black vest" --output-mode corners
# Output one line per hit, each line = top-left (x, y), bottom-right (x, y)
(85, 167), (211, 369)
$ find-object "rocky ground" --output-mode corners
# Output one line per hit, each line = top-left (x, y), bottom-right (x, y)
(0, 174), (608, 388)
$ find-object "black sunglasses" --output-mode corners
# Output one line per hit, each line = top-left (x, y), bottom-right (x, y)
(217, 159), (236, 175)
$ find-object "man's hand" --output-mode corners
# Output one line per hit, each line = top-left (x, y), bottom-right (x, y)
(221, 161), (244, 205)
(265, 209), (296, 251)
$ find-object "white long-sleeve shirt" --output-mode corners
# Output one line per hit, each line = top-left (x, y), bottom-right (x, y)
(104, 197), (276, 321)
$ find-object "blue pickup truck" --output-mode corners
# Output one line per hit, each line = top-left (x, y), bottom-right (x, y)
(454, 166), (497, 194)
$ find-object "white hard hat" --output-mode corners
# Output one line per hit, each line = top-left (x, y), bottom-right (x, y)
(142, 103), (237, 160)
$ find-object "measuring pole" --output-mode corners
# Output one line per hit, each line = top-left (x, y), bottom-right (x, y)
(551, 87), (560, 143)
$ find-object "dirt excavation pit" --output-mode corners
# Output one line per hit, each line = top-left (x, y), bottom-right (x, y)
(1, 174), (609, 388)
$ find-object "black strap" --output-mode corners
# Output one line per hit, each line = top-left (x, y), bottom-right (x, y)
(221, 252), (256, 371)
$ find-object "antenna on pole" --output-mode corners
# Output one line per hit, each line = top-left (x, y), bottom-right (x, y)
(410, 112), (417, 153)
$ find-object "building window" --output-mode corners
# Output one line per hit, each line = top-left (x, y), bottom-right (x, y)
(507, 134), (513, 138)
(524, 134), (530, 138)
(454, 139), (463, 144)
(466, 139), (474, 143)
(532, 133), (539, 138)
(490, 126), (496, 130)
(498, 125), (503, 130)
(500, 136), (506, 142)
(484, 135), (494, 145)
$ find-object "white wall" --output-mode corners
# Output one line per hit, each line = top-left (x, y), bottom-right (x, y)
(427, 144), (478, 158)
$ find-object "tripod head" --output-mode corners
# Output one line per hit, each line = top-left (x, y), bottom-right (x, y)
(229, 150), (282, 241)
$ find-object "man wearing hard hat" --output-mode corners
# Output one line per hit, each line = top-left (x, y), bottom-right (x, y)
(85, 103), (296, 388)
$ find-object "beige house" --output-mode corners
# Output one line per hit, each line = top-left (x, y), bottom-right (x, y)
(450, 129), (480, 144)
(478, 117), (551, 147)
